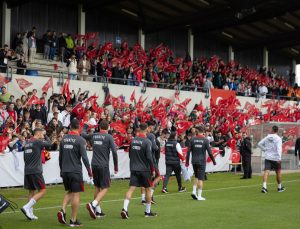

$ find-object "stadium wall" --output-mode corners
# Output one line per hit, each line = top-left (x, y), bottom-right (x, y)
(194, 35), (228, 62)
(145, 28), (188, 57)
(7, 75), (296, 112)
(10, 2), (78, 41)
(86, 10), (138, 48)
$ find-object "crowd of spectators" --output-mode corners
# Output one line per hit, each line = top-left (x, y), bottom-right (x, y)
(0, 27), (298, 101)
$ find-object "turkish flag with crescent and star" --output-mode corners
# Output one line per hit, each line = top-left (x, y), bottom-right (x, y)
(210, 88), (236, 106)
(15, 78), (32, 90)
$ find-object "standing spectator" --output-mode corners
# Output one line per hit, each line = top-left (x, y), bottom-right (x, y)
(61, 104), (72, 130)
(42, 30), (52, 60)
(240, 132), (252, 179)
(15, 42), (24, 60)
(0, 102), (9, 128)
(28, 33), (37, 63)
(203, 76), (214, 95)
(77, 54), (91, 81)
(112, 62), (124, 84)
(12, 33), (22, 50)
(58, 33), (67, 63)
(7, 103), (18, 123)
(65, 34), (74, 57)
(49, 31), (58, 61)
(259, 83), (268, 99)
(294, 136), (300, 166)
(0, 44), (10, 73)
(96, 58), (105, 82)
(30, 104), (47, 125)
(47, 105), (63, 124)
(67, 54), (78, 80)
(22, 32), (29, 62)
(0, 86), (11, 103)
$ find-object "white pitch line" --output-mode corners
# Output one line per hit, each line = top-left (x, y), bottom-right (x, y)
(2, 179), (300, 215)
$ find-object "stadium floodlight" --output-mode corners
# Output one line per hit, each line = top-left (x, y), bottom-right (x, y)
(121, 8), (138, 17)
(284, 22), (295, 30)
(222, 32), (233, 39)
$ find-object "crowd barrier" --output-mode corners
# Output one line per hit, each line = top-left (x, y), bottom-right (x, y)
(0, 149), (231, 188)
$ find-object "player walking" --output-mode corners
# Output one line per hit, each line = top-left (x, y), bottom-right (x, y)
(57, 119), (93, 227)
(21, 128), (53, 220)
(186, 126), (216, 201)
(121, 123), (157, 219)
(83, 120), (118, 219)
(258, 125), (285, 193)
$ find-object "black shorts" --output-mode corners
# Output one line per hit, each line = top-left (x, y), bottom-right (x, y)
(62, 172), (84, 193)
(24, 173), (46, 190)
(193, 164), (206, 180)
(92, 166), (111, 189)
(129, 171), (153, 188)
(264, 159), (281, 172)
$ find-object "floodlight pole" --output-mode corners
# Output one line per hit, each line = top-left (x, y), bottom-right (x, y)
(263, 46), (269, 71)
(228, 45), (234, 62)
(138, 28), (145, 50)
(78, 4), (86, 37)
(188, 28), (194, 61)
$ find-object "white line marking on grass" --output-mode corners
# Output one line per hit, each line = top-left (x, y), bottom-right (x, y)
(2, 179), (300, 215)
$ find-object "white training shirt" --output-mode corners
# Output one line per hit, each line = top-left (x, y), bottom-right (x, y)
(258, 134), (282, 161)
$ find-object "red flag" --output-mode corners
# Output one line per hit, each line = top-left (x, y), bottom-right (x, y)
(42, 76), (53, 93)
(231, 150), (241, 163)
(174, 91), (180, 100)
(151, 98), (157, 107)
(176, 120), (193, 135)
(180, 98), (192, 108)
(196, 101), (205, 112)
(0, 74), (10, 87)
(110, 121), (127, 134)
(103, 93), (111, 105)
(15, 78), (32, 90)
(133, 66), (143, 82)
(27, 95), (41, 106)
(62, 79), (71, 102)
(0, 135), (10, 153)
(72, 102), (86, 119)
(130, 90), (135, 102)
(210, 88), (235, 106)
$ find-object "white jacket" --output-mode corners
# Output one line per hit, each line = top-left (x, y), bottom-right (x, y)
(258, 134), (282, 161)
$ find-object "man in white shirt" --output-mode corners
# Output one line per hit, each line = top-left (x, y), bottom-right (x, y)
(61, 104), (72, 130)
(258, 83), (268, 99)
(47, 105), (63, 124)
(258, 125), (285, 193)
(67, 54), (78, 80)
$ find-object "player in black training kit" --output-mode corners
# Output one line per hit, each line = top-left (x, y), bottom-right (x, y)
(121, 123), (157, 219)
(21, 128), (53, 220)
(141, 121), (160, 205)
(186, 126), (216, 201)
(57, 119), (93, 227)
(83, 120), (118, 219)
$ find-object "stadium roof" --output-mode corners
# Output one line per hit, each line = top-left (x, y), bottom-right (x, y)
(5, 0), (300, 58)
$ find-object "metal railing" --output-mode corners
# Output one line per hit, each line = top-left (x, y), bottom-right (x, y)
(1, 64), (299, 103)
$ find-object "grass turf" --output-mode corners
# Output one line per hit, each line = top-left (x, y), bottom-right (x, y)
(0, 173), (300, 229)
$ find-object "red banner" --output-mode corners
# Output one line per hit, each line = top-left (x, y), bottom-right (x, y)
(210, 89), (236, 105)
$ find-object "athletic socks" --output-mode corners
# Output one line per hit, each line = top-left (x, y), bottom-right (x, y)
(278, 183), (282, 189)
(151, 189), (154, 197)
(96, 205), (102, 213)
(141, 193), (146, 201)
(145, 203), (151, 214)
(23, 198), (36, 209)
(92, 200), (98, 208)
(192, 185), (197, 195)
(123, 199), (130, 211)
(197, 189), (202, 198)
(263, 182), (267, 189)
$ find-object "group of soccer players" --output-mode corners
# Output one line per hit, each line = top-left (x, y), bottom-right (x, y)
(20, 118), (285, 227)
(21, 119), (217, 226)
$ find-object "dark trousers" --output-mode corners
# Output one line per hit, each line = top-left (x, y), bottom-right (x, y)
(242, 154), (252, 178)
(163, 163), (182, 189)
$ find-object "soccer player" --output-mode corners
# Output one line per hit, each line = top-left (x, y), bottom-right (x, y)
(83, 120), (118, 219)
(57, 119), (93, 227)
(258, 125), (285, 193)
(186, 126), (216, 201)
(162, 131), (186, 193)
(21, 128), (52, 220)
(294, 136), (300, 166)
(121, 123), (157, 219)
(141, 121), (160, 205)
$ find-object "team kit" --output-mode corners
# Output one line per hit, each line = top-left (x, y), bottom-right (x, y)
(20, 119), (284, 227)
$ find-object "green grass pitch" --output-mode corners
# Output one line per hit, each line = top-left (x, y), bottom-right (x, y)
(0, 173), (300, 229)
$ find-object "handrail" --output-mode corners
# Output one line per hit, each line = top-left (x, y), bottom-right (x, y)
(1, 64), (299, 102)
